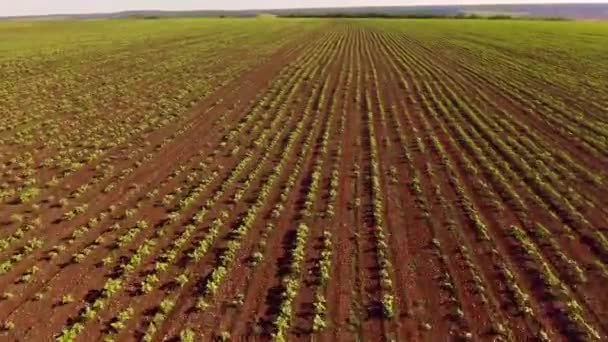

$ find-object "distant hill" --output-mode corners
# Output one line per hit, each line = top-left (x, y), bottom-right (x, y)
(0, 10), (259, 21)
(2, 3), (608, 21)
(273, 3), (608, 20)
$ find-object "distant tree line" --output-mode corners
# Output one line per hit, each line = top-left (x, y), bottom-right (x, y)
(277, 13), (569, 21)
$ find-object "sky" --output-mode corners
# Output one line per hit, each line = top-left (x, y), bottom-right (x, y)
(2, 0), (606, 17)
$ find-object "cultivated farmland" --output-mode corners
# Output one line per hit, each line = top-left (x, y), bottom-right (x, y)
(0, 18), (607, 341)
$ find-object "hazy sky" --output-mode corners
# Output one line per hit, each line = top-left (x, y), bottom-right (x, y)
(2, 0), (606, 16)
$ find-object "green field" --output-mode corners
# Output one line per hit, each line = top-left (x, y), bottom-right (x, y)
(0, 17), (607, 341)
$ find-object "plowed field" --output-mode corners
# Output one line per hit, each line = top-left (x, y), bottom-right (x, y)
(1, 18), (607, 341)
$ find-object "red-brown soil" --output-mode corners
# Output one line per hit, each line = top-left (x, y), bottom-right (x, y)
(0, 22), (606, 342)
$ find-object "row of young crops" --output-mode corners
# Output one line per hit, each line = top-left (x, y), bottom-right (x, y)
(0, 18), (607, 341)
